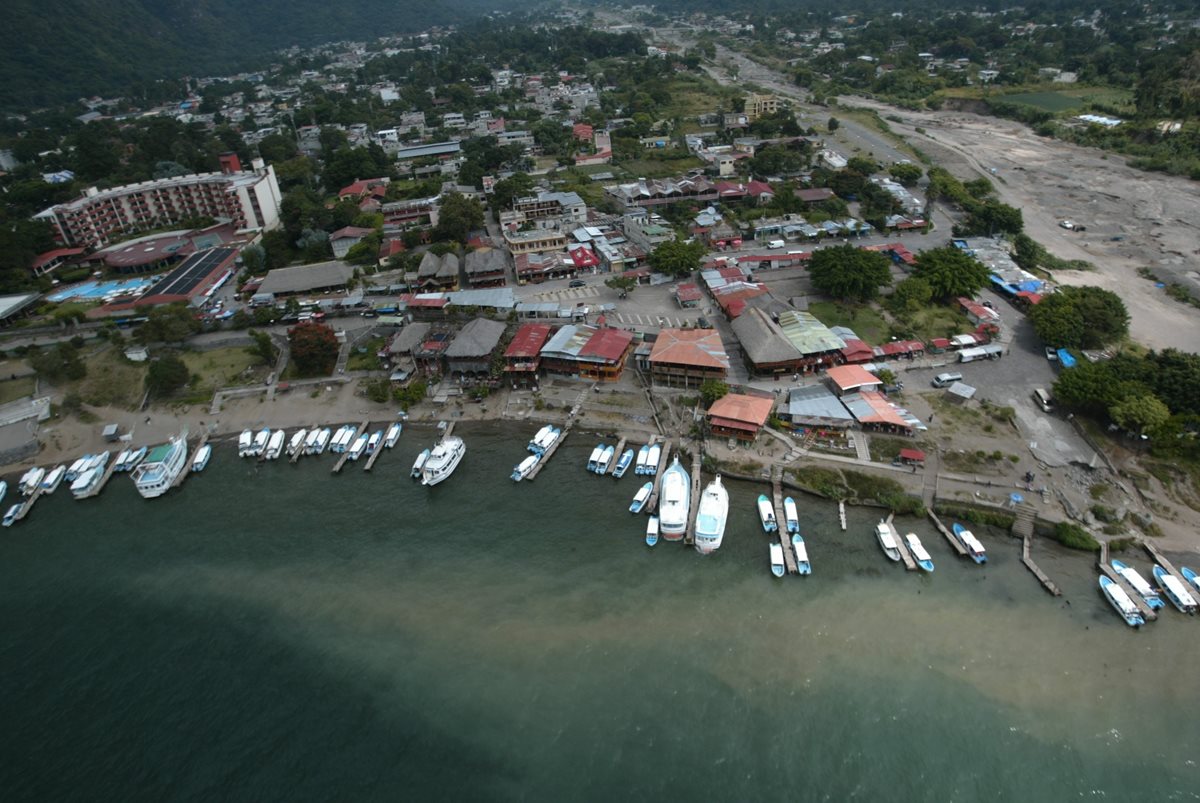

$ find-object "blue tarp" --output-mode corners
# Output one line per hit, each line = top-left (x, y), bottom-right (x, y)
(989, 275), (1017, 295)
(1015, 279), (1044, 293)
(1057, 349), (1077, 368)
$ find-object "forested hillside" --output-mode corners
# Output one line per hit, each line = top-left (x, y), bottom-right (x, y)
(0, 0), (509, 110)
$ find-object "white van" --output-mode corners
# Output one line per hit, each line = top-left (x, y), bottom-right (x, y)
(931, 372), (963, 388)
(767, 239), (785, 249)
(1032, 388), (1054, 413)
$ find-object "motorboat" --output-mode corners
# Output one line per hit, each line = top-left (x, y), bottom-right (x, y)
(313, 428), (332, 455)
(1099, 575), (1145, 628)
(366, 430), (383, 456)
(0, 480), (6, 505)
(304, 429), (322, 454)
(131, 433), (188, 499)
(756, 494), (778, 533)
(511, 454), (539, 482)
(1153, 565), (1197, 614)
(384, 423), (403, 448)
(594, 445), (615, 474)
(792, 533), (811, 575)
(875, 521), (901, 562)
(330, 426), (354, 454)
(784, 497), (799, 534)
(646, 516), (659, 547)
(252, 428), (271, 457)
(629, 482), (652, 514)
(123, 446), (147, 471)
(288, 429), (308, 456)
(191, 444), (212, 473)
(905, 533), (935, 572)
(769, 542), (786, 578)
(694, 475), (728, 555)
(113, 449), (131, 472)
(41, 465), (66, 494)
(535, 427), (560, 454)
(1181, 566), (1200, 596)
(238, 430), (254, 457)
(633, 444), (650, 474)
(643, 444), (661, 474)
(586, 444), (604, 473)
(421, 436), (466, 486)
(65, 455), (91, 481)
(528, 424), (554, 454)
(411, 448), (430, 478)
(658, 457), (690, 541)
(612, 449), (635, 479)
(69, 451), (110, 499)
(1111, 559), (1164, 610)
(264, 430), (286, 460)
(347, 434), (369, 461)
(3, 502), (22, 527)
(952, 523), (987, 564)
(19, 467), (45, 496)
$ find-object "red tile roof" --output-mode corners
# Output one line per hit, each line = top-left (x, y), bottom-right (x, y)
(707, 393), (774, 428)
(31, 247), (85, 269)
(648, 328), (729, 371)
(675, 283), (702, 303)
(505, 323), (553, 358)
(330, 226), (375, 241)
(826, 364), (880, 392)
(579, 327), (634, 362)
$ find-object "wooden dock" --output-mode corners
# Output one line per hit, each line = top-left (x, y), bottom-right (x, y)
(525, 421), (570, 482)
(886, 513), (917, 571)
(927, 510), (966, 556)
(771, 467), (798, 574)
(838, 500), (847, 531)
(684, 448), (702, 546)
(1024, 533), (1064, 597)
(331, 420), (367, 474)
(606, 437), (627, 477)
(171, 432), (209, 490)
(1099, 541), (1152, 617)
(363, 428), (385, 471)
(12, 486), (42, 522)
(442, 421), (455, 438)
(77, 456), (119, 500)
(1142, 540), (1191, 592)
(644, 438), (672, 513)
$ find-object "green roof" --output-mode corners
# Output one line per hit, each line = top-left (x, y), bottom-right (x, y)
(144, 443), (173, 463)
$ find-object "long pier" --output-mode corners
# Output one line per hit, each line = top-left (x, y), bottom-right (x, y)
(525, 421), (570, 482)
(331, 420), (367, 474)
(1023, 532), (1063, 597)
(886, 513), (917, 571)
(771, 467), (798, 574)
(364, 428), (385, 471)
(607, 437), (627, 477)
(77, 456), (119, 500)
(1099, 541), (1153, 618)
(838, 500), (847, 531)
(684, 448), (702, 546)
(12, 486), (42, 522)
(290, 426), (314, 463)
(644, 437), (672, 513)
(171, 432), (208, 490)
(1142, 540), (1191, 592)
(928, 510), (966, 556)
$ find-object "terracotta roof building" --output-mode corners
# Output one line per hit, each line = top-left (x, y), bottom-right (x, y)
(504, 323), (554, 383)
(647, 328), (729, 388)
(825, 364), (882, 396)
(540, 323), (635, 382)
(707, 392), (775, 442)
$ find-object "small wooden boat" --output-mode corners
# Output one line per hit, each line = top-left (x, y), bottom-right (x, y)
(645, 516), (659, 547)
(629, 482), (653, 514)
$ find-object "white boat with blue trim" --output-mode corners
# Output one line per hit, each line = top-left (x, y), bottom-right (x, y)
(384, 423), (403, 448)
(905, 533), (934, 572)
(594, 445), (615, 474)
(784, 497), (799, 534)
(792, 533), (811, 575)
(1100, 575), (1145, 628)
(612, 449), (634, 479)
(952, 523), (987, 564)
(411, 448), (430, 478)
(694, 475), (728, 555)
(769, 542), (785, 578)
(629, 482), (652, 514)
(756, 494), (777, 533)
(876, 521), (901, 562)
(41, 465), (66, 494)
(645, 516), (659, 547)
(658, 457), (690, 541)
(586, 444), (604, 472)
(1182, 566), (1200, 596)
(1111, 559), (1164, 610)
(1153, 565), (1197, 614)
(511, 454), (538, 482)
(191, 444), (212, 473)
(633, 444), (650, 474)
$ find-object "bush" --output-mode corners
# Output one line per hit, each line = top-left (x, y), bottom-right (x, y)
(1049, 522), (1100, 552)
(934, 503), (1016, 530)
(1091, 504), (1122, 524)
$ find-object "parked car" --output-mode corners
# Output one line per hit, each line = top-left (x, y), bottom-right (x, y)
(1045, 347), (1058, 361)
(568, 279), (586, 288)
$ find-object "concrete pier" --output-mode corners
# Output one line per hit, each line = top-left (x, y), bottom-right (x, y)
(771, 467), (798, 574)
(363, 429), (385, 471)
(1023, 533), (1063, 597)
(684, 448), (702, 547)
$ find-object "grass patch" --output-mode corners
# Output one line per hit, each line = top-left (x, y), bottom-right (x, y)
(900, 304), (972, 343)
(842, 469), (924, 515)
(346, 337), (385, 372)
(791, 465), (849, 499)
(616, 157), (706, 179)
(1048, 521), (1100, 552)
(0, 376), (36, 404)
(180, 347), (264, 394)
(999, 91), (1086, 113)
(70, 348), (146, 409)
(934, 502), (1016, 530)
(808, 301), (889, 344)
(868, 436), (918, 463)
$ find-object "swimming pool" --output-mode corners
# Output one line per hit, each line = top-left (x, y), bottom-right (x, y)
(47, 276), (159, 303)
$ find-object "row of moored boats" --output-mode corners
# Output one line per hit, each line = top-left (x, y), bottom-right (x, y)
(236, 423), (403, 463)
(1100, 558), (1199, 628)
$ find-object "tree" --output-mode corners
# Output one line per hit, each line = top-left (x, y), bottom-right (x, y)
(247, 330), (277, 365)
(911, 246), (991, 300)
(29, 343), (86, 381)
(827, 117), (840, 131)
(288, 322), (339, 376)
(647, 239), (706, 278)
(1051, 361), (1124, 417)
(700, 379), (730, 406)
(808, 244), (893, 302)
(965, 201), (1024, 236)
(605, 275), (638, 295)
(889, 162), (923, 186)
(890, 276), (933, 312)
(1029, 286), (1129, 349)
(392, 380), (428, 410)
(489, 173), (534, 219)
(433, 192), (484, 243)
(145, 354), (190, 397)
(134, 304), (201, 345)
(1110, 393), (1171, 435)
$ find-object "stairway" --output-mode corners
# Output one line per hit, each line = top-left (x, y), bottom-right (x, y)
(1012, 503), (1037, 538)
(852, 431), (871, 461)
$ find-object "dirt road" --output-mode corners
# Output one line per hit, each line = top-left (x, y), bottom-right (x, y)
(843, 98), (1200, 351)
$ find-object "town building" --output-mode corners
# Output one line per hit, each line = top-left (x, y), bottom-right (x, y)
(36, 159), (282, 249)
(646, 328), (729, 388)
(503, 228), (568, 256)
(540, 323), (635, 382)
(745, 93), (782, 121)
(257, 259), (355, 298)
(706, 392), (775, 442)
(504, 322), (554, 385)
(824, 364), (883, 396)
(29, 247), (86, 277)
(730, 308), (845, 377)
(464, 248), (508, 288)
(499, 191), (588, 227)
(416, 251), (460, 291)
(444, 318), (507, 376)
(329, 226), (375, 259)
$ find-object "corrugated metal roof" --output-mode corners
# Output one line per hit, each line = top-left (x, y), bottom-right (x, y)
(787, 384), (854, 422)
(776, 310), (845, 355)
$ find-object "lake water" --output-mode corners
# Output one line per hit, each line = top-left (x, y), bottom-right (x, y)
(2, 423), (1197, 801)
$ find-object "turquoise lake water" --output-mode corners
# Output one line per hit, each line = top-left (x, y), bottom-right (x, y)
(1, 423), (1197, 801)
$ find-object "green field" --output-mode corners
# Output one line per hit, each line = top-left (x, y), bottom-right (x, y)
(808, 301), (889, 345)
(0, 376), (35, 404)
(998, 92), (1086, 112)
(181, 347), (265, 393)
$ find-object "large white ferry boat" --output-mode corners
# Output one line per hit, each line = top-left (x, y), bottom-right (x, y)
(694, 475), (729, 555)
(421, 436), (466, 486)
(658, 456), (691, 541)
(131, 433), (188, 499)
